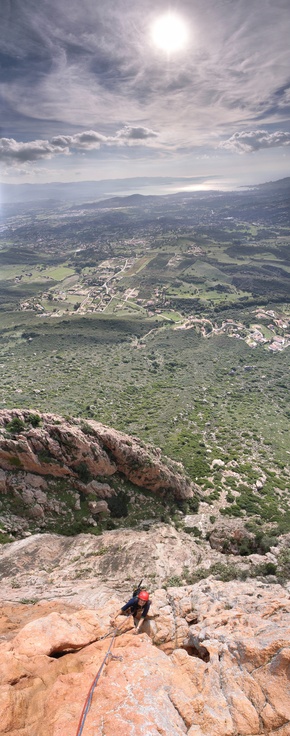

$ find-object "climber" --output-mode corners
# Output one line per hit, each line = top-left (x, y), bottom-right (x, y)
(112, 589), (151, 634)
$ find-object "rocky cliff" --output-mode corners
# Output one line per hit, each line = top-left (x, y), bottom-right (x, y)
(0, 527), (290, 734)
(0, 576), (289, 736)
(1, 524), (288, 609)
(0, 410), (197, 540)
(1, 410), (290, 735)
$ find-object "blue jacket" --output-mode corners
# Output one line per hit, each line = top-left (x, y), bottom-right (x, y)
(121, 596), (151, 619)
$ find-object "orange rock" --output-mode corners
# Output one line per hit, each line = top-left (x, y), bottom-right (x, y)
(9, 609), (104, 657)
(1, 578), (290, 735)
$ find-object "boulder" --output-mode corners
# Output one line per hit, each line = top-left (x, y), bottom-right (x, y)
(211, 459), (225, 469)
(88, 500), (110, 515)
(86, 480), (115, 498)
(29, 504), (45, 520)
(9, 609), (104, 656)
(0, 470), (7, 493)
(208, 518), (254, 555)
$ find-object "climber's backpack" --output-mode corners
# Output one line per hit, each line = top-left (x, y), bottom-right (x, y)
(133, 579), (143, 597)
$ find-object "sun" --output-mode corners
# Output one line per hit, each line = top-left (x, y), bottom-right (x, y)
(151, 12), (189, 53)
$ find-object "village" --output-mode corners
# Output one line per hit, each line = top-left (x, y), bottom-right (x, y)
(174, 308), (290, 351)
(18, 251), (290, 353)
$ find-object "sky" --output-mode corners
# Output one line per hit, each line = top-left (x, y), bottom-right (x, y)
(1, 0), (290, 192)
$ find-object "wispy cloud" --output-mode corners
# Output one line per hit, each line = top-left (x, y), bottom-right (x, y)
(1, 0), (290, 184)
(1, 1), (290, 140)
(0, 126), (159, 165)
(219, 130), (290, 153)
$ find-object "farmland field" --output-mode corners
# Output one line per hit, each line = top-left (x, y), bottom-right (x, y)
(1, 180), (290, 534)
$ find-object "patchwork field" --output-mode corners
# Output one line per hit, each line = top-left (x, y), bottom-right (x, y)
(1, 181), (290, 536)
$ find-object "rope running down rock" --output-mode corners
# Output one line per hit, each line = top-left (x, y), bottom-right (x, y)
(75, 619), (128, 736)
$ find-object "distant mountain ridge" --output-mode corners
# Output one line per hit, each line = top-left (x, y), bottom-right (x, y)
(256, 177), (290, 190)
(0, 176), (212, 205)
(1, 176), (289, 207)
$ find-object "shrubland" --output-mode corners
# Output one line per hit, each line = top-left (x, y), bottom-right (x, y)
(1, 184), (290, 549)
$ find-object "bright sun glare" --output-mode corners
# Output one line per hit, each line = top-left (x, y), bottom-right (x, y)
(151, 13), (189, 53)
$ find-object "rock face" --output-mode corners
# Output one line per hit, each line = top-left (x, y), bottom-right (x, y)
(1, 410), (290, 733)
(208, 517), (256, 554)
(0, 579), (289, 736)
(0, 526), (224, 605)
(0, 410), (194, 498)
(0, 526), (285, 610)
(0, 410), (197, 538)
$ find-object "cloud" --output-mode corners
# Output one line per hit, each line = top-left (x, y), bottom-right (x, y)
(1, 0), (290, 150)
(115, 125), (158, 142)
(0, 136), (70, 163)
(67, 126), (158, 148)
(1, 0), (290, 191)
(51, 131), (108, 150)
(0, 126), (159, 165)
(219, 130), (290, 153)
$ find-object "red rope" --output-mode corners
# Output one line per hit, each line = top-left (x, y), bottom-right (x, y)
(75, 631), (116, 736)
(74, 618), (129, 736)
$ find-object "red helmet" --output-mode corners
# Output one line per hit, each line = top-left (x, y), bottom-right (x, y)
(138, 590), (149, 601)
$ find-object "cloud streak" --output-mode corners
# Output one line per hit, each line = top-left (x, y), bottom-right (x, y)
(1, 0), (290, 143)
(1, 0), (290, 185)
(0, 126), (159, 165)
(219, 130), (290, 153)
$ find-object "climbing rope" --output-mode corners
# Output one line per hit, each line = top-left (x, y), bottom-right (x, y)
(74, 619), (128, 736)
